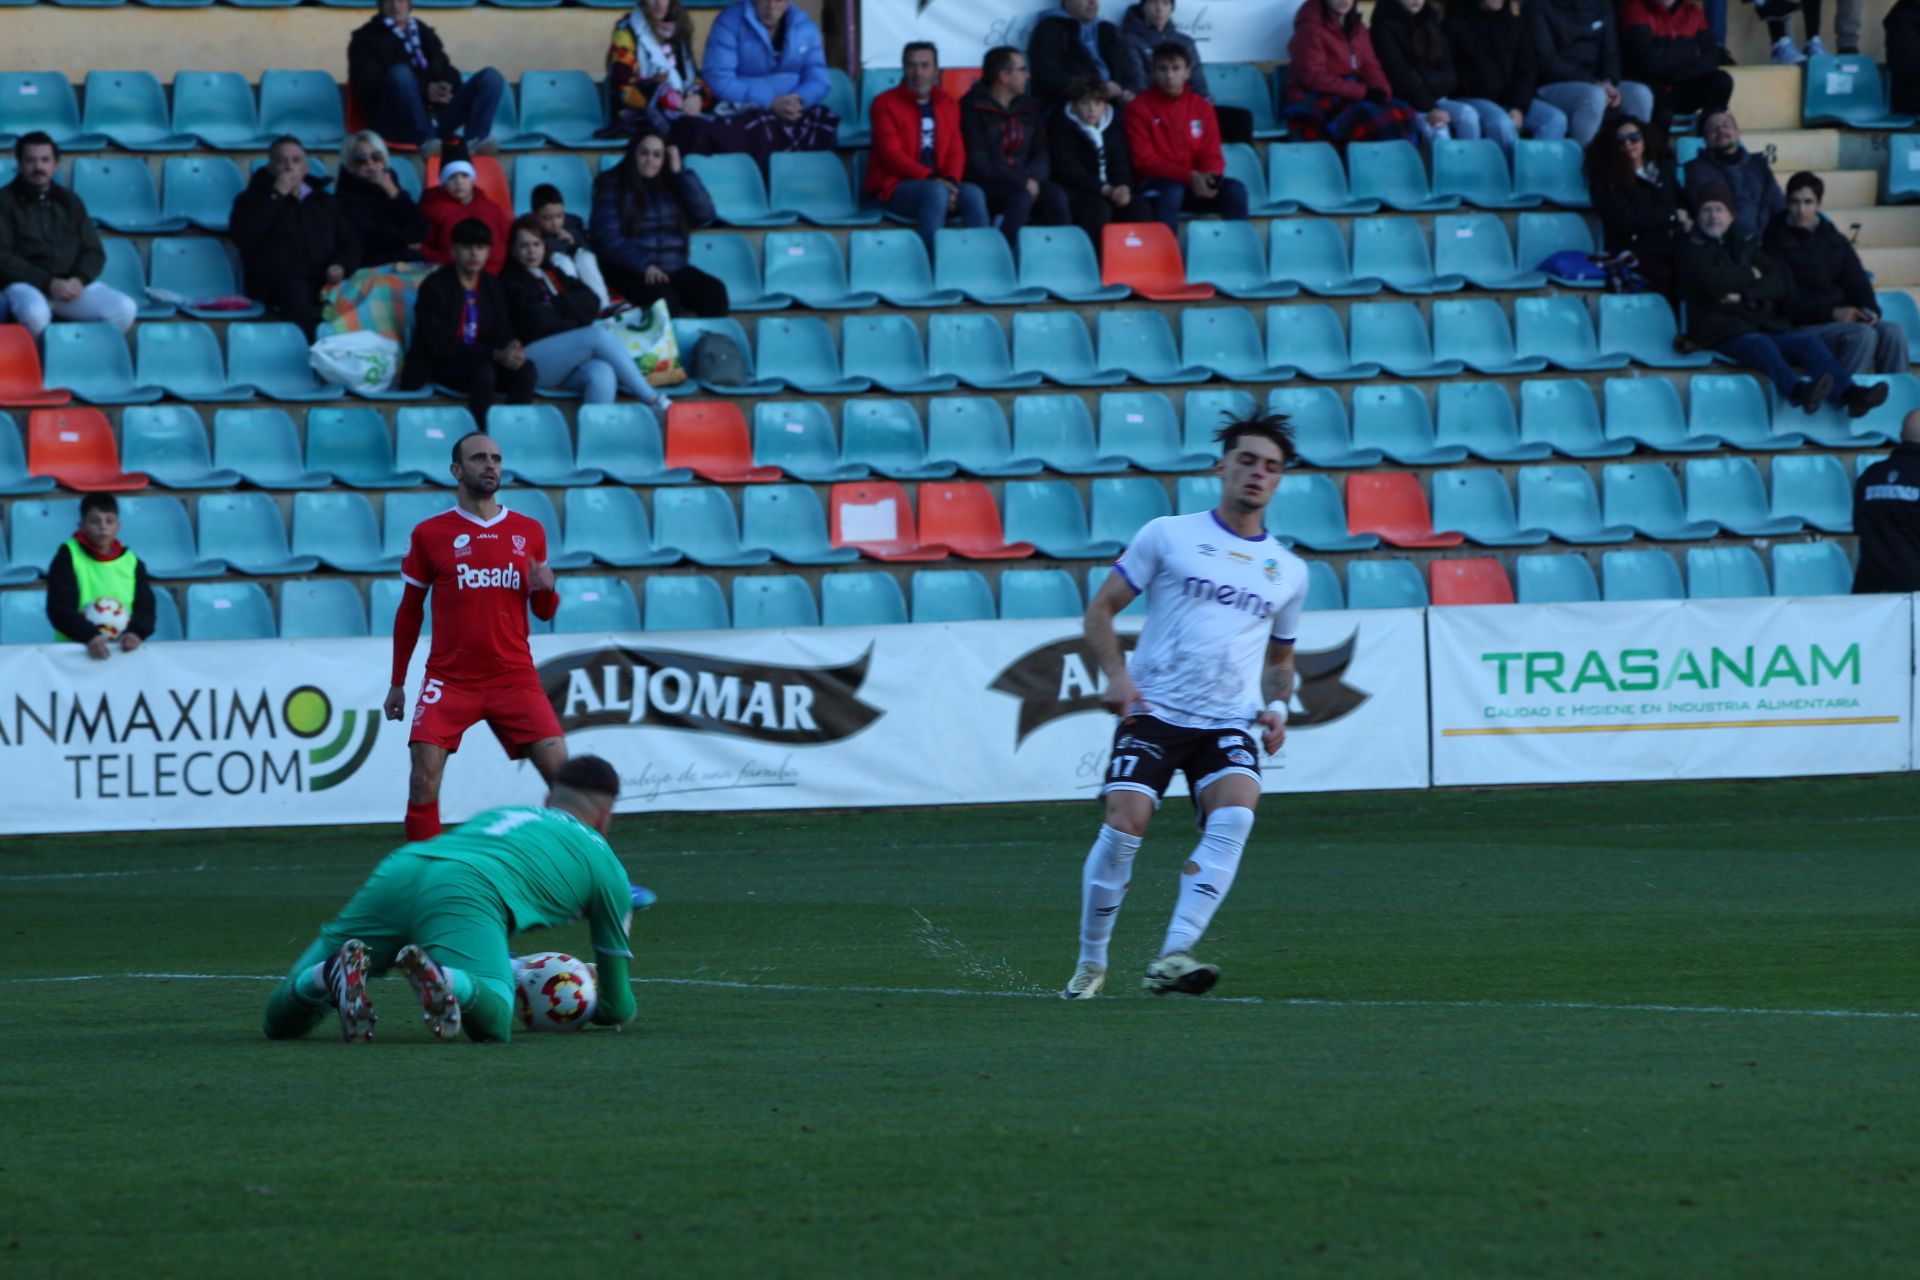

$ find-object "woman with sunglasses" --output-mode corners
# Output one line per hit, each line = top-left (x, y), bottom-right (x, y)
(335, 130), (430, 267)
(1584, 115), (1688, 297)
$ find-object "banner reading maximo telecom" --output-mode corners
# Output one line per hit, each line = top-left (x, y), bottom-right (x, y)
(1429, 596), (1915, 786)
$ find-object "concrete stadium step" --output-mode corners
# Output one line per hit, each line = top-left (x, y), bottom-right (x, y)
(1728, 66), (1804, 133)
(1859, 249), (1920, 287)
(1737, 129), (1843, 172)
(1823, 206), (1920, 249)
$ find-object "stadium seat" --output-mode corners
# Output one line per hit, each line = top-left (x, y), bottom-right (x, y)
(917, 481), (1034, 559)
(1351, 217), (1463, 294)
(573, 402), (689, 486)
(291, 491), (398, 573)
(665, 401), (783, 482)
(171, 72), (270, 150)
(302, 408), (421, 488)
(1185, 221), (1296, 300)
(1515, 466), (1633, 543)
(0, 324), (72, 407)
(927, 397), (1043, 477)
(1685, 546), (1770, 600)
(1432, 214), (1545, 291)
(486, 404), (602, 486)
(101, 239), (175, 321)
(1434, 382), (1551, 461)
(560, 487), (680, 568)
(278, 579), (369, 639)
(514, 70), (615, 148)
(1016, 226), (1128, 302)
(940, 67), (983, 99)
(1596, 294), (1707, 369)
(821, 571), (909, 626)
(825, 67), (867, 147)
(1221, 142), (1295, 218)
(1002, 480), (1122, 559)
(841, 315), (955, 393)
(1431, 138), (1536, 210)
(1684, 456), (1804, 536)
(1514, 296), (1627, 371)
(762, 230), (877, 309)
(423, 152), (509, 214)
(1428, 298), (1547, 376)
(1013, 394), (1127, 474)
(4, 496), (78, 578)
(1099, 392), (1213, 471)
(842, 399), (954, 479)
(84, 71), (194, 150)
(1768, 454), (1853, 532)
(185, 581), (277, 641)
(1878, 292), (1920, 362)
(1184, 388), (1258, 452)
(393, 406), (477, 485)
(1101, 223), (1214, 301)
(1516, 211), (1601, 283)
(1689, 373), (1805, 450)
(0, 72), (105, 150)
(116, 495), (224, 578)
(999, 567), (1083, 620)
(1429, 556), (1515, 606)
(1431, 468), (1550, 546)
(227, 322), (345, 401)
(1600, 377), (1713, 453)
(511, 153), (593, 222)
(1271, 474), (1380, 551)
(1347, 559), (1430, 609)
(684, 153), (795, 227)
(149, 238), (260, 319)
(1350, 385), (1469, 466)
(1089, 475), (1172, 546)
(257, 70), (344, 146)
(1802, 55), (1914, 129)
(752, 401), (865, 481)
(1267, 385), (1383, 467)
(135, 322), (253, 402)
(1890, 135), (1920, 203)
(1601, 463), (1719, 539)
(650, 487), (771, 568)
(70, 156), (183, 234)
(1771, 541), (1853, 596)
(1789, 373), (1920, 449)
(642, 575), (727, 631)
(197, 492), (317, 574)
(119, 408), (235, 493)
(769, 151), (879, 226)
(160, 156), (246, 232)
(1180, 306), (1296, 382)
(927, 312), (1043, 390)
(1268, 141), (1378, 214)
(28, 406), (148, 489)
(1295, 560), (1339, 611)
(149, 584), (184, 641)
(1086, 563), (1149, 617)
(1514, 552), (1600, 604)
(1209, 62), (1285, 139)
(1098, 310), (1211, 384)
(0, 410), (55, 496)
(911, 569), (996, 623)
(1519, 379), (1635, 458)
(1513, 139), (1589, 207)
(933, 228), (1045, 306)
(478, 82), (541, 152)
(733, 574), (820, 629)
(553, 576), (643, 634)
(850, 230), (962, 307)
(500, 486), (591, 569)
(741, 484), (858, 565)
(1348, 140), (1457, 212)
(1602, 548), (1684, 601)
(1010, 311), (1125, 387)
(738, 315), (860, 394)
(212, 407), (331, 488)
(1267, 219), (1377, 296)
(1346, 472), (1464, 548)
(1348, 301), (1463, 378)
(690, 233), (790, 311)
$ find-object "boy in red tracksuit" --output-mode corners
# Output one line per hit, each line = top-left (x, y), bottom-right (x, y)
(1123, 41), (1247, 234)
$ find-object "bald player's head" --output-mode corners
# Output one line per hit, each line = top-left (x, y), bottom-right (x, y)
(1904, 408), (1920, 446)
(548, 754), (622, 834)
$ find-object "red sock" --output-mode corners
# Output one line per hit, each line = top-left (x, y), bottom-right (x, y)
(404, 801), (441, 843)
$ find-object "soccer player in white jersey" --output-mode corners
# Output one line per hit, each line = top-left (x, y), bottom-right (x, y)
(1063, 410), (1309, 999)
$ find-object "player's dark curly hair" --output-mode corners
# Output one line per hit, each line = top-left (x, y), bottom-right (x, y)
(558, 755), (622, 799)
(1214, 411), (1296, 467)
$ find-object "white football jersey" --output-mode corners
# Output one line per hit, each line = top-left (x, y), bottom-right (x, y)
(1112, 511), (1310, 730)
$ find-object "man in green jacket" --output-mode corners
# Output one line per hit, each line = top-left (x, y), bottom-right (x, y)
(45, 493), (156, 658)
(0, 132), (138, 335)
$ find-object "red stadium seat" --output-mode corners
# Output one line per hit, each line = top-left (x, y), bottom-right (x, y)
(28, 407), (148, 491)
(917, 481), (1035, 560)
(664, 401), (782, 483)
(828, 480), (949, 560)
(1100, 222), (1215, 301)
(0, 325), (72, 407)
(941, 68), (982, 100)
(424, 153), (510, 215)
(1429, 556), (1515, 605)
(1346, 472), (1464, 548)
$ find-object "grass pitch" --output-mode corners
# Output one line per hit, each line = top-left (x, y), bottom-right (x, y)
(4, 776), (1918, 1278)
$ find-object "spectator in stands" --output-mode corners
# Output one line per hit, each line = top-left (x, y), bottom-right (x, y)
(1889, 0), (1920, 117)
(865, 42), (991, 256)
(528, 183), (610, 310)
(961, 48), (1072, 249)
(335, 130), (428, 268)
(1754, 0), (1861, 63)
(1618, 0), (1734, 130)
(1444, 0), (1569, 150)
(0, 133), (137, 337)
(700, 0), (840, 156)
(1050, 75), (1148, 243)
(1585, 115), (1689, 296)
(347, 0), (504, 158)
(1030, 0), (1135, 110)
(401, 218), (534, 415)
(228, 136), (362, 342)
(1525, 0), (1655, 146)
(1283, 0), (1419, 148)
(1370, 0), (1480, 146)
(589, 130), (729, 317)
(421, 157), (510, 275)
(1125, 43), (1248, 233)
(45, 493), (154, 661)
(1682, 109), (1783, 241)
(1765, 171), (1909, 376)
(604, 0), (771, 164)
(1852, 410), (1920, 594)
(1676, 183), (1889, 419)
(502, 217), (663, 407)
(1118, 1), (1253, 143)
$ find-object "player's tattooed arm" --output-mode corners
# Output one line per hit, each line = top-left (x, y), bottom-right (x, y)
(1256, 642), (1295, 754)
(1085, 573), (1143, 715)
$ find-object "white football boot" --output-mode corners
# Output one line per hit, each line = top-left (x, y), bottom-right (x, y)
(326, 938), (376, 1042)
(1143, 951), (1221, 996)
(1060, 962), (1107, 1000)
(396, 944), (462, 1039)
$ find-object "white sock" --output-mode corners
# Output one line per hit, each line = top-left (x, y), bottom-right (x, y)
(1161, 807), (1254, 958)
(1077, 824), (1142, 968)
(294, 962), (329, 1003)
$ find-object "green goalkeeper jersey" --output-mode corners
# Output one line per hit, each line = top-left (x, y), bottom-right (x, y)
(413, 805), (634, 958)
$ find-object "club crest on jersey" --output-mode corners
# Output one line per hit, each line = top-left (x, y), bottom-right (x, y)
(512, 534), (527, 554)
(1227, 749), (1256, 767)
(453, 534), (470, 548)
(1264, 558), (1279, 582)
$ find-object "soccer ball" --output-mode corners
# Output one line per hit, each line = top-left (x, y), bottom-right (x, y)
(84, 596), (127, 638)
(513, 951), (598, 1032)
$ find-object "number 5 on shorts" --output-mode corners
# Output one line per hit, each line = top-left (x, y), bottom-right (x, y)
(413, 677), (446, 725)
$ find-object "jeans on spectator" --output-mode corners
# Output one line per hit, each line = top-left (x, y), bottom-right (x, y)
(1536, 80), (1656, 146)
(1412, 97), (1486, 145)
(379, 63), (504, 147)
(1801, 319), (1911, 376)
(977, 176), (1071, 248)
(1449, 97), (1570, 152)
(524, 323), (658, 405)
(1717, 330), (1855, 405)
(1704, 0), (1727, 43)
(1135, 176), (1249, 235)
(0, 281), (138, 336)
(882, 179), (990, 255)
(602, 262), (731, 318)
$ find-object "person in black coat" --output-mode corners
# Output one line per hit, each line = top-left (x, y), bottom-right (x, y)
(1048, 76), (1149, 242)
(401, 217), (534, 418)
(1764, 171), (1910, 376)
(1444, 0), (1568, 148)
(1583, 114), (1687, 296)
(346, 0), (505, 155)
(1887, 0), (1920, 118)
(962, 49), (1072, 248)
(500, 215), (662, 405)
(334, 130), (429, 266)
(1852, 412), (1920, 594)
(226, 136), (362, 340)
(1370, 0), (1471, 146)
(1616, 0), (1731, 132)
(589, 130), (729, 316)
(1028, 0), (1137, 108)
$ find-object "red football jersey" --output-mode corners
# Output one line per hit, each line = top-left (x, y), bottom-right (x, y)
(399, 505), (554, 688)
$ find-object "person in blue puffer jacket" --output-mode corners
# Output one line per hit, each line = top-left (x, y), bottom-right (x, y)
(700, 0), (838, 156)
(589, 129), (730, 316)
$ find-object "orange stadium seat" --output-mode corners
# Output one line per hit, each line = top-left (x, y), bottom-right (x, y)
(28, 407), (149, 491)
(664, 401), (783, 483)
(828, 480), (949, 561)
(1099, 223), (1215, 302)
(916, 481), (1036, 560)
(424, 153), (510, 214)
(1429, 556), (1516, 606)
(0, 326), (71, 407)
(1345, 472), (1464, 548)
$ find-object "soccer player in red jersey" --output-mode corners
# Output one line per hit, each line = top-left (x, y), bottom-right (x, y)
(383, 431), (566, 841)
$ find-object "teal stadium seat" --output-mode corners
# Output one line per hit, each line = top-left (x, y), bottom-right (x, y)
(304, 407), (425, 487)
(486, 404), (602, 486)
(279, 579), (370, 639)
(643, 575), (727, 631)
(479, 80), (542, 152)
(1597, 293), (1709, 368)
(394, 405), (477, 486)
(100, 239), (175, 321)
(1431, 138), (1536, 209)
(1515, 466), (1633, 543)
(1183, 388), (1257, 453)
(83, 71), (194, 151)
(684, 153), (795, 227)
(849, 68), (903, 149)
(1089, 475), (1171, 546)
(1435, 381), (1551, 461)
(1516, 211), (1601, 284)
(1601, 376), (1715, 452)
(553, 576), (642, 633)
(161, 156), (246, 232)
(150, 584), (183, 640)
(1098, 310), (1210, 385)
(185, 581), (277, 641)
(652, 487), (773, 567)
(1011, 311), (1125, 386)
(1001, 480), (1123, 559)
(368, 578), (422, 638)
(0, 72), (106, 150)
(1016, 226), (1128, 302)
(1351, 216), (1463, 294)
(741, 315), (862, 394)
(1429, 297), (1548, 375)
(515, 70), (616, 148)
(1181, 306), (1297, 382)
(1348, 140), (1457, 212)
(0, 410), (56, 497)
(1787, 372), (1920, 448)
(999, 567), (1083, 620)
(1768, 454), (1852, 532)
(1348, 301), (1463, 378)
(770, 151), (880, 226)
(841, 399), (954, 479)
(1602, 549), (1684, 601)
(1266, 303), (1378, 379)
(1347, 559), (1429, 609)
(690, 233), (791, 311)
(512, 153), (593, 220)
(1602, 462), (1720, 539)
(1686, 546), (1770, 600)
(1208, 62), (1285, 139)
(1176, 475), (1220, 513)
(258, 70), (344, 147)
(1185, 221), (1297, 300)
(911, 569), (995, 623)
(115, 494), (225, 578)
(851, 230), (962, 307)
(171, 72), (271, 150)
(1432, 214), (1545, 291)
(197, 492), (319, 575)
(4, 497), (79, 575)
(1351, 384), (1469, 465)
(674, 316), (786, 394)
(1220, 142), (1294, 217)
(1515, 553), (1600, 603)
(73, 157), (184, 233)
(927, 312), (1043, 390)
(741, 484), (859, 564)
(1012, 394), (1127, 474)
(1888, 135), (1920, 203)
(44, 322), (162, 404)
(1267, 219), (1377, 296)
(213, 407), (331, 487)
(753, 401), (867, 481)
(1270, 474), (1380, 551)
(820, 571), (907, 626)
(1513, 139), (1589, 207)
(1431, 468), (1550, 546)
(136, 322), (253, 401)
(1099, 391), (1213, 471)
(560, 487), (681, 568)
(733, 574), (820, 629)
(1515, 296), (1628, 371)
(1268, 385), (1383, 467)
(1086, 564), (1149, 617)
(1871, 294), (1920, 365)
(822, 67), (864, 146)
(1520, 379), (1634, 458)
(292, 491), (400, 573)
(1689, 373), (1805, 450)
(575, 403), (692, 485)
(1771, 541), (1853, 596)
(1683, 455), (1804, 536)
(927, 397), (1043, 477)
(763, 230), (877, 309)
(1802, 55), (1913, 129)
(120, 405), (242, 488)
(1303, 561), (1344, 610)
(840, 315), (955, 394)
(933, 228), (1045, 306)
(1268, 141), (1377, 214)
(227, 322), (345, 400)
(500, 487), (591, 568)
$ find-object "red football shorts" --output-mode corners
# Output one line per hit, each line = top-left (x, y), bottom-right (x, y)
(408, 677), (563, 759)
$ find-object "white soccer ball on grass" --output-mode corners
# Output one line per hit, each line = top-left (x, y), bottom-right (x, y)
(513, 951), (598, 1032)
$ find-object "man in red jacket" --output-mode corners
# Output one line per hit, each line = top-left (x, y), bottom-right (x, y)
(864, 41), (989, 255)
(1123, 42), (1247, 234)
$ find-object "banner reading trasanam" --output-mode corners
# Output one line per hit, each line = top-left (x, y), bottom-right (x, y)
(1429, 596), (1914, 785)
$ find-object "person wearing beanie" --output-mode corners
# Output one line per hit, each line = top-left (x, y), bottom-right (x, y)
(421, 155), (510, 274)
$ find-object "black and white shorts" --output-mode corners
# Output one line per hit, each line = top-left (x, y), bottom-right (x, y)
(1100, 715), (1261, 809)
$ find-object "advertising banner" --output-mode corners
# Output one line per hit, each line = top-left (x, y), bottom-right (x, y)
(1429, 596), (1914, 786)
(859, 1), (1303, 73)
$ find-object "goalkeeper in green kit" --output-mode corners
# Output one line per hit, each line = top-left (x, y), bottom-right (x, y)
(264, 755), (638, 1043)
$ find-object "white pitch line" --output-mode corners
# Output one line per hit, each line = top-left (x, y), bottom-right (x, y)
(0, 864), (332, 882)
(6, 971), (1919, 1022)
